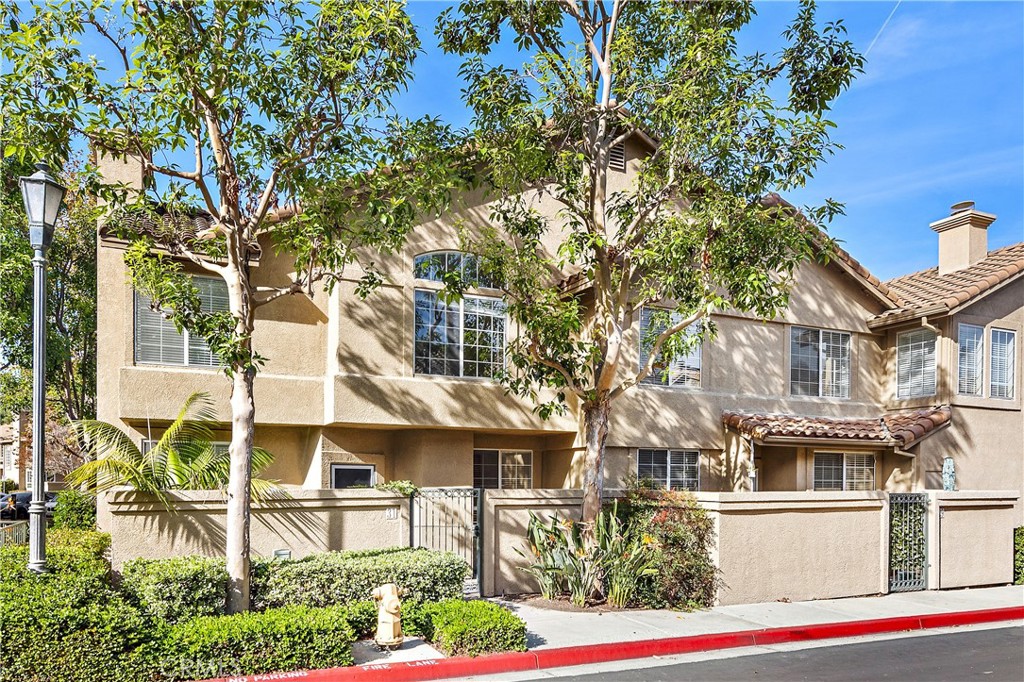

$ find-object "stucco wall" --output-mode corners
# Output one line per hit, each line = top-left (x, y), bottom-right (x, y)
(99, 488), (409, 569)
(930, 491), (1020, 588)
(697, 492), (889, 605)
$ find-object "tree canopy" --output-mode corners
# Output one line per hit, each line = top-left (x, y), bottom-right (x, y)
(436, 0), (862, 519)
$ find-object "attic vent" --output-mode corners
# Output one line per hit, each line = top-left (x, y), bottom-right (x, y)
(609, 142), (626, 171)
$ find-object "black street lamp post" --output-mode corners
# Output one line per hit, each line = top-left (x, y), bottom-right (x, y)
(18, 162), (67, 574)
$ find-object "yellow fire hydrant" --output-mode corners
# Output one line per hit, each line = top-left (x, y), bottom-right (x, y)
(372, 583), (403, 648)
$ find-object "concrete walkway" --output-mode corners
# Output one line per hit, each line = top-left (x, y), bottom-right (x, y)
(498, 585), (1024, 651)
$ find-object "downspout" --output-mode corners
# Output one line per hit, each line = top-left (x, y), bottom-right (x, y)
(744, 435), (757, 492)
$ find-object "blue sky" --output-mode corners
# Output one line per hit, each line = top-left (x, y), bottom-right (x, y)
(397, 1), (1024, 281)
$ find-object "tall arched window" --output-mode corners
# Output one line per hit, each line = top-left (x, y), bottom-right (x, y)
(413, 251), (505, 378)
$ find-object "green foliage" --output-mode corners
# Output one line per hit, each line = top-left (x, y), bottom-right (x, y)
(0, 570), (153, 682)
(340, 600), (379, 639)
(0, 158), (97, 424)
(889, 499), (927, 581)
(1013, 527), (1023, 585)
(434, 1), (862, 519)
(52, 488), (97, 530)
(66, 392), (281, 507)
(518, 504), (657, 607)
(375, 479), (418, 496)
(0, 478), (16, 493)
(140, 606), (355, 681)
(406, 600), (527, 657)
(121, 556), (229, 624)
(617, 481), (719, 609)
(0, 529), (111, 585)
(251, 547), (469, 610)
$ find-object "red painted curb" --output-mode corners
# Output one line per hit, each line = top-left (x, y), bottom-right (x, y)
(194, 605), (1024, 682)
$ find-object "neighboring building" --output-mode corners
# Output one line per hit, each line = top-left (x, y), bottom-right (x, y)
(0, 413), (30, 490)
(94, 146), (1024, 523)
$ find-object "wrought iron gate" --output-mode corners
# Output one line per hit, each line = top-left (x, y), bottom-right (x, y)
(411, 488), (482, 583)
(889, 493), (928, 592)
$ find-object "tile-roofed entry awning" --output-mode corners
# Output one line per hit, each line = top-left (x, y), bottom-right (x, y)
(722, 406), (951, 450)
(870, 243), (1024, 328)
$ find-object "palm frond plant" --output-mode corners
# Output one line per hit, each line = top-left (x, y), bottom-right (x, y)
(66, 392), (283, 509)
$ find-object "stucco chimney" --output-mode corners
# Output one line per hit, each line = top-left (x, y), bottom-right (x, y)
(90, 144), (148, 193)
(929, 201), (996, 275)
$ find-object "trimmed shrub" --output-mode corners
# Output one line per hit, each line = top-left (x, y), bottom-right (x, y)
(0, 529), (111, 585)
(251, 547), (469, 610)
(121, 556), (229, 623)
(52, 488), (97, 530)
(405, 600), (527, 657)
(145, 605), (355, 681)
(0, 573), (154, 682)
(341, 600), (378, 639)
(0, 478), (16, 493)
(1014, 527), (1024, 585)
(616, 480), (719, 609)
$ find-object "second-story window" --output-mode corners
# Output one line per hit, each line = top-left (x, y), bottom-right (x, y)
(790, 327), (851, 398)
(134, 275), (228, 367)
(957, 324), (984, 396)
(991, 328), (1016, 400)
(639, 307), (701, 388)
(413, 252), (506, 378)
(897, 328), (937, 398)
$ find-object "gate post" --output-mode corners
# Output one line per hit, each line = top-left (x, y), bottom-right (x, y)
(408, 491), (416, 549)
(926, 490), (940, 590)
(880, 492), (891, 595)
(476, 488), (484, 596)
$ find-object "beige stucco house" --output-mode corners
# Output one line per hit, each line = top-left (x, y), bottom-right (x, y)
(94, 144), (1024, 524)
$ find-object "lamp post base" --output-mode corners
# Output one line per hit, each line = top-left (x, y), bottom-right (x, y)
(27, 499), (48, 573)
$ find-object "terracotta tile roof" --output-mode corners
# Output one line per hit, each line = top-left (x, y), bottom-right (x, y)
(100, 208), (262, 261)
(722, 406), (951, 450)
(872, 243), (1024, 324)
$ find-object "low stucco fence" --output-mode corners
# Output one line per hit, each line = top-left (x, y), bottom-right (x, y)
(99, 487), (1020, 605)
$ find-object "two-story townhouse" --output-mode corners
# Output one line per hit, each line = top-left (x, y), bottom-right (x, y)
(93, 145), (1024, 525)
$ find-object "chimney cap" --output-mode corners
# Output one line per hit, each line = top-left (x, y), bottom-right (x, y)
(950, 200), (975, 215)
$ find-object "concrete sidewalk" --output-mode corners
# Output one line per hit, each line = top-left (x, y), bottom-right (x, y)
(500, 585), (1024, 651)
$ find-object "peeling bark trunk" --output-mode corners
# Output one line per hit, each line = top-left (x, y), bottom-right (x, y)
(581, 398), (610, 523)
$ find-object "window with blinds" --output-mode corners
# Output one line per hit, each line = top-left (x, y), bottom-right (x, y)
(813, 452), (875, 491)
(639, 307), (701, 388)
(637, 449), (699, 491)
(473, 450), (532, 489)
(790, 327), (850, 398)
(897, 328), (936, 398)
(134, 276), (228, 367)
(609, 142), (626, 171)
(957, 324), (984, 396)
(991, 328), (1016, 399)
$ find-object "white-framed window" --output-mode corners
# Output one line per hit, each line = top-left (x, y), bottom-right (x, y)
(639, 307), (701, 388)
(142, 439), (229, 455)
(330, 463), (376, 489)
(473, 450), (532, 489)
(1, 443), (15, 474)
(790, 326), (851, 398)
(957, 324), (984, 396)
(414, 291), (506, 377)
(637, 449), (700, 491)
(813, 452), (875, 491)
(134, 275), (229, 367)
(991, 328), (1016, 400)
(897, 328), (937, 398)
(414, 251), (494, 288)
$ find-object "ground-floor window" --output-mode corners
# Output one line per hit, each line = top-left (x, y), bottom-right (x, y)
(473, 450), (532, 489)
(813, 452), (875, 491)
(330, 463), (375, 489)
(637, 449), (700, 491)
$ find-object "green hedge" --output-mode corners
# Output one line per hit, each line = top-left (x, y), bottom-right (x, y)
(0, 529), (111, 585)
(52, 489), (97, 530)
(143, 606), (355, 681)
(121, 556), (229, 623)
(0, 574), (154, 682)
(1014, 527), (1024, 585)
(405, 600), (527, 657)
(251, 547), (469, 610)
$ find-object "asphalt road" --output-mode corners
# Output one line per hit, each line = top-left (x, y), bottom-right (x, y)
(551, 626), (1024, 682)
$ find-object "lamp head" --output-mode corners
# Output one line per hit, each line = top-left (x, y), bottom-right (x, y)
(19, 162), (68, 250)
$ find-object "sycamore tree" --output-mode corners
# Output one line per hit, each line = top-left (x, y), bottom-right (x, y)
(436, 0), (862, 522)
(2, 0), (463, 611)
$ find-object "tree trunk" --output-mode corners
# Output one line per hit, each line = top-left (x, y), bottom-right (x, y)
(580, 398), (610, 523)
(225, 363), (256, 613)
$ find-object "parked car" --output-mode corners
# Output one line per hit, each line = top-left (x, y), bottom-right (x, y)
(0, 492), (56, 521)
